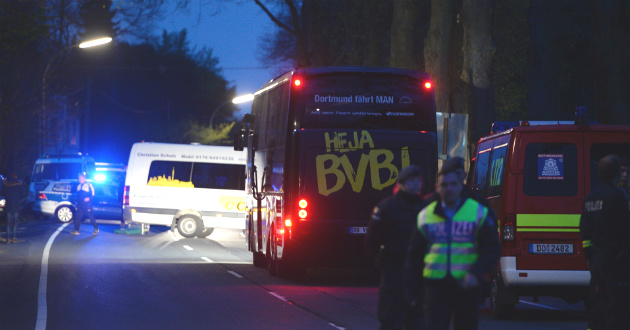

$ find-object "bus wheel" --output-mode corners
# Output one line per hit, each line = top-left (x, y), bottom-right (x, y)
(197, 227), (214, 238)
(267, 231), (278, 276)
(491, 274), (516, 319)
(177, 216), (202, 238)
(55, 206), (74, 223)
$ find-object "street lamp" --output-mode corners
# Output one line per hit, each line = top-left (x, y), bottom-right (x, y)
(209, 94), (255, 128)
(40, 37), (112, 155)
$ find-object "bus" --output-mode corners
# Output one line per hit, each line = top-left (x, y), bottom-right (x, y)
(235, 67), (437, 277)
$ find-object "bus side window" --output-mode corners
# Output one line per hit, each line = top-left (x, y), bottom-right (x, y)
(473, 149), (491, 196)
(487, 146), (507, 197)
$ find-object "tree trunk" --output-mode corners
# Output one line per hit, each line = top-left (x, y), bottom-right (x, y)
(528, 0), (562, 120)
(591, 1), (630, 125)
(461, 0), (496, 143)
(424, 0), (454, 114)
(390, 0), (420, 69)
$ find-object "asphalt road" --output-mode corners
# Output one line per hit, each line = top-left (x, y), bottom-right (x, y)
(0, 218), (588, 330)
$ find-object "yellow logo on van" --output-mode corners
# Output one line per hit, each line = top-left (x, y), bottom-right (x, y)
(219, 196), (246, 211)
(147, 168), (194, 188)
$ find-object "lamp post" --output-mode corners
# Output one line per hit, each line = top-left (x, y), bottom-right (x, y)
(209, 94), (254, 128)
(40, 37), (112, 156)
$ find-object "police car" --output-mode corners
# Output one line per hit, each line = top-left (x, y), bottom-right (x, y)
(33, 179), (122, 222)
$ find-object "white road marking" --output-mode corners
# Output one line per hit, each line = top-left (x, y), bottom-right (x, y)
(201, 257), (214, 263)
(227, 271), (243, 278)
(329, 323), (346, 330)
(183, 245), (193, 251)
(519, 299), (561, 311)
(269, 291), (288, 302)
(35, 223), (70, 330)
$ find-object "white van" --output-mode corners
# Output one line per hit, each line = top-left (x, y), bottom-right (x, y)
(29, 153), (96, 203)
(123, 142), (246, 238)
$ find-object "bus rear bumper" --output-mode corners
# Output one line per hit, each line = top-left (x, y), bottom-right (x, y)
(500, 256), (590, 287)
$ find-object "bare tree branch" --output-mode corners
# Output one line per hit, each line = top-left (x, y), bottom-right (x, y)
(253, 0), (296, 35)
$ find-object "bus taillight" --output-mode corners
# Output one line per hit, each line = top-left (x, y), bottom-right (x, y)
(293, 78), (302, 87)
(502, 213), (516, 248)
(298, 199), (308, 220)
(424, 81), (432, 89)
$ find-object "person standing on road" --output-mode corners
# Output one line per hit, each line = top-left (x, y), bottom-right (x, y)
(2, 173), (23, 243)
(404, 163), (500, 330)
(580, 154), (630, 330)
(365, 165), (425, 330)
(71, 172), (99, 235)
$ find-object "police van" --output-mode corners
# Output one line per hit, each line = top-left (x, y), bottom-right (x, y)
(468, 116), (630, 318)
(123, 142), (246, 238)
(29, 153), (96, 203)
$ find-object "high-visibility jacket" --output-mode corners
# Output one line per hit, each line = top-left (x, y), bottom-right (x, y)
(418, 198), (488, 280)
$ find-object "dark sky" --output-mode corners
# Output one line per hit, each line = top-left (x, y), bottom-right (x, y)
(156, 1), (291, 114)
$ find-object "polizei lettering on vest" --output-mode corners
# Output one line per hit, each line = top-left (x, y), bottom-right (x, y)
(316, 130), (410, 196)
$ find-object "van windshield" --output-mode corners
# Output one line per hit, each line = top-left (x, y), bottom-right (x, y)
(32, 163), (83, 182)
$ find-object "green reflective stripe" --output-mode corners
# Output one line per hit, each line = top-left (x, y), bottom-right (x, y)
(424, 252), (447, 264)
(516, 214), (581, 227)
(423, 268), (446, 278)
(517, 228), (580, 232)
(582, 240), (593, 248)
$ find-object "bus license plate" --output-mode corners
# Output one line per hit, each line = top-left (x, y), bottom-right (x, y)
(349, 227), (368, 234)
(529, 243), (573, 254)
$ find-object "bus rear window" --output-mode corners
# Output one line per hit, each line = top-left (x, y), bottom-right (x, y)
(299, 74), (434, 131)
(147, 160), (245, 190)
(524, 143), (578, 196)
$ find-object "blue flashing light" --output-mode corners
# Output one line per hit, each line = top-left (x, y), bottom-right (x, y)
(94, 173), (107, 182)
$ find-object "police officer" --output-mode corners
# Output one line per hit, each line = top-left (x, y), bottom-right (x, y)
(580, 154), (630, 330)
(366, 165), (425, 330)
(71, 172), (99, 235)
(404, 162), (500, 330)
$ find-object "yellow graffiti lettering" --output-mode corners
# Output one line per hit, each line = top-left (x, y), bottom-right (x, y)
(324, 130), (375, 152)
(359, 130), (375, 149)
(401, 147), (410, 169)
(324, 132), (336, 152)
(369, 149), (398, 190)
(339, 154), (370, 193)
(338, 132), (349, 153)
(316, 154), (346, 196)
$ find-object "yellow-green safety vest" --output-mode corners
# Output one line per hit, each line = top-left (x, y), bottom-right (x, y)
(418, 198), (489, 280)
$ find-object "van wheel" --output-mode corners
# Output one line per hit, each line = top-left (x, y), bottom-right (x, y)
(491, 274), (516, 319)
(177, 216), (202, 238)
(197, 227), (214, 238)
(55, 206), (74, 223)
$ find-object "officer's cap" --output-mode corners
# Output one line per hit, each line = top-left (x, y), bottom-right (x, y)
(397, 165), (422, 183)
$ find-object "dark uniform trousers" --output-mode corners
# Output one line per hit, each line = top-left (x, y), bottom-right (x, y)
(423, 277), (480, 330)
(589, 251), (629, 330)
(378, 254), (422, 330)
